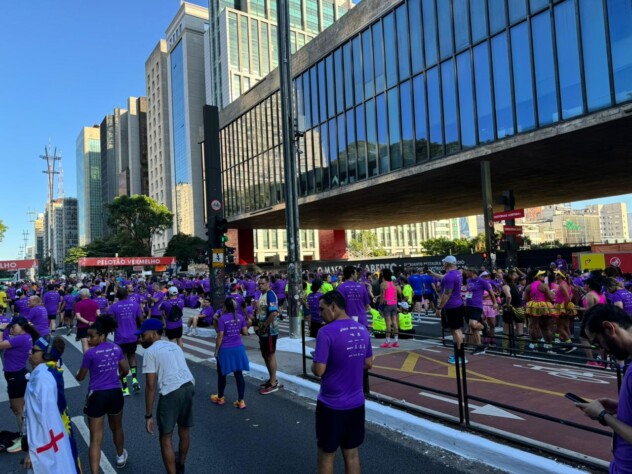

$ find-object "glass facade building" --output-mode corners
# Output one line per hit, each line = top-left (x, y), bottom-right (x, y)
(208, 0), (353, 108)
(220, 0), (632, 219)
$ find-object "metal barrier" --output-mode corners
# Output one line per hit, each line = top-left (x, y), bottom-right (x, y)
(300, 317), (614, 471)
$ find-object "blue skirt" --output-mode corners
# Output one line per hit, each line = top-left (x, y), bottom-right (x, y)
(217, 345), (250, 375)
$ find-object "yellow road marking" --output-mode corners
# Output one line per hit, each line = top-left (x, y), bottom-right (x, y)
(374, 351), (566, 398)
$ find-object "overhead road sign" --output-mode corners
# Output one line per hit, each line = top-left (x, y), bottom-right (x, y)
(503, 225), (523, 235)
(493, 209), (525, 221)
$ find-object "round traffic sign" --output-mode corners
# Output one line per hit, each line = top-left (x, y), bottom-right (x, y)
(210, 199), (222, 211)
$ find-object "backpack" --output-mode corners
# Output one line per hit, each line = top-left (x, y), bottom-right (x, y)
(167, 302), (183, 322)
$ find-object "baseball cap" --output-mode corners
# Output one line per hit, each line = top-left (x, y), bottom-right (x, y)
(480, 271), (490, 277)
(135, 318), (163, 336)
(442, 255), (457, 265)
(168, 286), (178, 295)
(398, 301), (410, 310)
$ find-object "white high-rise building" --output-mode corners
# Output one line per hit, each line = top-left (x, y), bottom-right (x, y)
(588, 203), (630, 243)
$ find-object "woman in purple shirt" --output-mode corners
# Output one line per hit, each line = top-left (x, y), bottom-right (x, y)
(607, 278), (632, 317)
(76, 316), (129, 472)
(0, 317), (39, 451)
(210, 298), (250, 409)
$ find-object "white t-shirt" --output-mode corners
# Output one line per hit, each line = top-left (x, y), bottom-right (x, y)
(142, 340), (194, 396)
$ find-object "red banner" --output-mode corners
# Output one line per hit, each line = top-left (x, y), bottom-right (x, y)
(0, 259), (38, 271)
(78, 257), (176, 267)
(493, 209), (525, 221)
(503, 225), (523, 235)
(604, 253), (632, 273)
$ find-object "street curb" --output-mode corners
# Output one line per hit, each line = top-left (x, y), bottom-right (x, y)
(247, 363), (588, 474)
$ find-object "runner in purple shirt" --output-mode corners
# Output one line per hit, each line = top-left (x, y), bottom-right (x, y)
(337, 266), (371, 328)
(76, 315), (129, 472)
(0, 316), (39, 438)
(464, 268), (493, 355)
(14, 291), (30, 318)
(307, 280), (324, 338)
(607, 279), (632, 316)
(61, 289), (77, 332)
(162, 287), (185, 348)
(27, 296), (50, 339)
(312, 291), (373, 473)
(434, 256), (466, 364)
(148, 285), (165, 320)
(42, 284), (62, 332)
(109, 288), (143, 397)
(210, 298), (250, 408)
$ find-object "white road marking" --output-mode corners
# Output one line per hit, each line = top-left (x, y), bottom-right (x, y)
(419, 392), (525, 420)
(71, 416), (117, 473)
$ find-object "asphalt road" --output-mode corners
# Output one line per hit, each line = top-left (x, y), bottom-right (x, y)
(0, 330), (504, 474)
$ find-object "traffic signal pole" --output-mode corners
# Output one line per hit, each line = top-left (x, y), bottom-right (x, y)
(277, 0), (302, 338)
(481, 161), (495, 270)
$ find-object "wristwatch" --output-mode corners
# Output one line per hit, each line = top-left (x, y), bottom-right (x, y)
(145, 414), (153, 419)
(597, 409), (609, 426)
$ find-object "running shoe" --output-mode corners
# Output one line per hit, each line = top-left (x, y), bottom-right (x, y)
(116, 449), (128, 468)
(448, 357), (468, 365)
(447, 353), (455, 364)
(233, 400), (247, 409)
(527, 343), (536, 351)
(471, 345), (487, 355)
(132, 379), (141, 393)
(259, 379), (271, 388)
(6, 436), (22, 454)
(122, 387), (130, 397)
(259, 383), (279, 395)
(191, 329), (199, 336)
(210, 394), (225, 405)
(379, 342), (392, 348)
(586, 361), (602, 367)
(392, 342), (400, 348)
(183, 327), (190, 335)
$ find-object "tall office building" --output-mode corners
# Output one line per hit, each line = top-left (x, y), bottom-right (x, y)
(43, 198), (78, 274)
(166, 2), (209, 238)
(76, 125), (102, 245)
(207, 0), (354, 108)
(100, 98), (149, 236)
(587, 203), (630, 243)
(146, 39), (173, 255)
(34, 213), (44, 263)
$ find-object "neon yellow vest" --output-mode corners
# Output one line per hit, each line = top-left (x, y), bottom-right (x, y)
(399, 311), (413, 331)
(371, 308), (386, 332)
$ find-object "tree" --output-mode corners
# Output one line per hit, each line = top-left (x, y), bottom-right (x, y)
(65, 247), (88, 264)
(82, 236), (123, 257)
(165, 233), (208, 269)
(348, 231), (388, 258)
(0, 219), (6, 243)
(106, 195), (173, 255)
(420, 237), (472, 256)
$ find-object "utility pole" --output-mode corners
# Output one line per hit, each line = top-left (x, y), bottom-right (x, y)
(277, 0), (302, 338)
(481, 161), (495, 269)
(41, 145), (61, 276)
(22, 230), (29, 259)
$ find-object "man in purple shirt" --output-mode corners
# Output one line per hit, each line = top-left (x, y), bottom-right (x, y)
(576, 305), (632, 473)
(42, 284), (62, 332)
(464, 268), (494, 355)
(109, 288), (143, 396)
(27, 296), (50, 339)
(161, 287), (184, 348)
(337, 266), (371, 329)
(312, 291), (373, 474)
(434, 256), (466, 365)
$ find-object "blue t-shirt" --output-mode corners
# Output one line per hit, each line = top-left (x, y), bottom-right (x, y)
(420, 274), (436, 295)
(408, 274), (423, 296)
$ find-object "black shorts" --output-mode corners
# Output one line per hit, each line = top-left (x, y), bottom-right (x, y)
(441, 306), (465, 330)
(48, 313), (57, 320)
(84, 388), (124, 418)
(4, 369), (28, 399)
(259, 335), (278, 356)
(423, 293), (435, 301)
(310, 321), (323, 338)
(245, 296), (254, 305)
(118, 342), (138, 356)
(316, 401), (365, 453)
(196, 319), (211, 328)
(166, 327), (183, 340)
(64, 310), (73, 320)
(76, 327), (89, 340)
(412, 295), (423, 303)
(278, 298), (286, 307)
(466, 307), (483, 323)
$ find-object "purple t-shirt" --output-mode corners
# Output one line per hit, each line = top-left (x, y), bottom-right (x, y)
(109, 300), (142, 344)
(3, 333), (32, 372)
(217, 313), (246, 349)
(63, 294), (76, 311)
(27, 305), (49, 337)
(244, 280), (256, 297)
(612, 364), (632, 473)
(229, 293), (245, 315)
(307, 291), (323, 323)
(313, 318), (372, 410)
(199, 305), (215, 325)
(611, 289), (632, 316)
(150, 292), (165, 316)
(442, 270), (464, 309)
(81, 341), (124, 391)
(14, 298), (30, 318)
(465, 277), (492, 309)
(162, 298), (184, 330)
(337, 281), (370, 328)
(42, 290), (61, 315)
(93, 296), (109, 312)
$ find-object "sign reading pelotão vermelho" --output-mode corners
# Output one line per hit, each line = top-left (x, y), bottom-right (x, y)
(0, 259), (38, 271)
(78, 257), (176, 267)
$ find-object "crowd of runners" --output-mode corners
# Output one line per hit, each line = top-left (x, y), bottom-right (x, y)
(0, 256), (631, 472)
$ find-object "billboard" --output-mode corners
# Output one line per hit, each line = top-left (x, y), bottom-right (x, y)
(78, 257), (176, 267)
(0, 259), (38, 271)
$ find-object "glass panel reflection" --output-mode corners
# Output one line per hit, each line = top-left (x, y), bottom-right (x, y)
(423, 0), (438, 66)
(438, 0), (453, 59)
(376, 93), (389, 174)
(579, 0), (610, 111)
(471, 0), (488, 42)
(384, 13), (398, 88)
(427, 67), (443, 158)
(366, 98), (378, 176)
(400, 80), (415, 167)
(474, 42), (495, 142)
(511, 23), (536, 132)
(607, 0), (632, 103)
(388, 87), (402, 170)
(454, 0), (470, 51)
(409, 0), (424, 74)
(346, 110), (357, 183)
(442, 60), (459, 154)
(491, 33), (514, 138)
(554, 0), (583, 119)
(356, 104), (367, 180)
(373, 22), (386, 92)
(532, 11), (558, 125)
(413, 74), (429, 162)
(457, 51), (476, 148)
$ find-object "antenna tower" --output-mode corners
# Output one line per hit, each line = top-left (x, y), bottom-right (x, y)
(40, 144), (61, 202)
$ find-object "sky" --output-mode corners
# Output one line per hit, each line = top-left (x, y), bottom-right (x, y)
(0, 1), (630, 261)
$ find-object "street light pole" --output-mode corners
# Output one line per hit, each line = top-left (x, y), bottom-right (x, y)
(277, 0), (302, 338)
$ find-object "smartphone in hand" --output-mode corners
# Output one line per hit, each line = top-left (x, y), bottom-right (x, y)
(565, 392), (588, 403)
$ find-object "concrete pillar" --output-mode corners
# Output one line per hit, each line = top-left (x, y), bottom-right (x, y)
(227, 228), (255, 264)
(318, 229), (348, 260)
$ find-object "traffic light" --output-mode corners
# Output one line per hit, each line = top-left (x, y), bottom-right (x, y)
(226, 246), (236, 264)
(215, 217), (228, 247)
